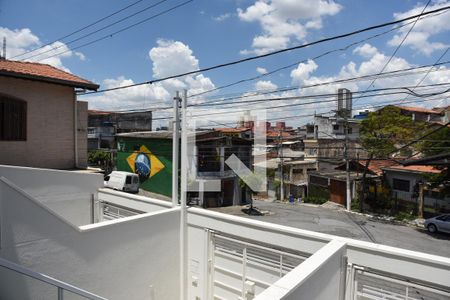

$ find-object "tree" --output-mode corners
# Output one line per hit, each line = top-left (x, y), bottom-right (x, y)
(418, 126), (450, 195)
(359, 106), (425, 211)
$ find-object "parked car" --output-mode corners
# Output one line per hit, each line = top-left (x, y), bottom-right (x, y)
(104, 171), (139, 193)
(424, 214), (450, 234)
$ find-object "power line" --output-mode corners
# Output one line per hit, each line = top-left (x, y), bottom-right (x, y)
(150, 88), (449, 123)
(362, 0), (432, 93)
(78, 4), (450, 96)
(31, 0), (194, 63)
(399, 46), (450, 105)
(10, 0), (148, 60)
(92, 61), (450, 113)
(21, 0), (172, 62)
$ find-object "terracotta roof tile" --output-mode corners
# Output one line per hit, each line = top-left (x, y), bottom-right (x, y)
(396, 105), (442, 115)
(214, 128), (250, 133)
(384, 165), (442, 174)
(358, 160), (399, 176)
(0, 60), (99, 90)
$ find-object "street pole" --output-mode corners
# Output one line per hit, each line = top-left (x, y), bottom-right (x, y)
(344, 112), (351, 211)
(180, 89), (188, 300)
(172, 92), (180, 207)
(418, 182), (424, 219)
(279, 129), (285, 201)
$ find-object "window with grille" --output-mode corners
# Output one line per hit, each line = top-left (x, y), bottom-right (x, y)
(0, 95), (27, 141)
(392, 178), (410, 192)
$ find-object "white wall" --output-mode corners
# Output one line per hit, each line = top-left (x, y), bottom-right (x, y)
(186, 207), (450, 299)
(384, 169), (423, 202)
(0, 178), (180, 300)
(98, 188), (172, 213)
(256, 240), (346, 300)
(187, 208), (330, 300)
(0, 165), (103, 226)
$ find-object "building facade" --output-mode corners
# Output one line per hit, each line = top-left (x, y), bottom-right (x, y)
(0, 60), (98, 169)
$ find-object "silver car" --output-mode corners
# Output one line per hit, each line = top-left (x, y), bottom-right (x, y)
(424, 214), (450, 234)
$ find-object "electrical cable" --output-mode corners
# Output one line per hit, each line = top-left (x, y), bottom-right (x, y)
(78, 5), (450, 95)
(10, 0), (148, 60)
(361, 0), (432, 94)
(21, 0), (172, 62)
(32, 0), (194, 63)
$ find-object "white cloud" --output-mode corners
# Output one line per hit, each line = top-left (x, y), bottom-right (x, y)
(0, 27), (86, 72)
(213, 13), (232, 22)
(149, 39), (199, 79)
(238, 0), (342, 55)
(289, 43), (450, 114)
(86, 40), (215, 118)
(256, 67), (268, 74)
(255, 80), (278, 90)
(387, 1), (450, 55)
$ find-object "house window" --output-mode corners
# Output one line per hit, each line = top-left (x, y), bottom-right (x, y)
(347, 127), (352, 134)
(333, 124), (339, 131)
(0, 95), (27, 141)
(392, 178), (410, 192)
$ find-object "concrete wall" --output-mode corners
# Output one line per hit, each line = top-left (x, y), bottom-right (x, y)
(186, 208), (450, 299)
(384, 169), (423, 202)
(0, 178), (180, 300)
(98, 188), (172, 213)
(0, 77), (83, 169)
(187, 208), (330, 300)
(0, 165), (103, 226)
(256, 240), (346, 300)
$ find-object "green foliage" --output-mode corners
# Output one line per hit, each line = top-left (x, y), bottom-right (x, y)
(272, 179), (281, 188)
(303, 196), (328, 205)
(393, 211), (416, 221)
(360, 106), (425, 158)
(88, 150), (111, 165)
(351, 197), (360, 211)
(418, 126), (450, 156)
(308, 185), (330, 199)
(418, 126), (450, 195)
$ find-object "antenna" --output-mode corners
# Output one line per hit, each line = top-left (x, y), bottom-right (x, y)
(2, 37), (5, 60)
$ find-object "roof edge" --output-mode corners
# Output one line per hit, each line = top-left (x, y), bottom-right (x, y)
(0, 70), (99, 90)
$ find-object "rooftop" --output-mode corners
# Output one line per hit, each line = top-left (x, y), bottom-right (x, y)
(0, 60), (99, 90)
(396, 105), (443, 115)
(383, 165), (443, 174)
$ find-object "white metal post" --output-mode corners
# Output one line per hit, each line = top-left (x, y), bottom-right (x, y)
(344, 115), (351, 211)
(180, 89), (188, 300)
(172, 92), (180, 207)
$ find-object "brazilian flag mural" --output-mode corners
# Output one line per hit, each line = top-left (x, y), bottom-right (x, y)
(116, 136), (173, 197)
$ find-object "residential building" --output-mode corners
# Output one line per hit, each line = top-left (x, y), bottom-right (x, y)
(308, 159), (395, 206)
(0, 60), (99, 169)
(1, 164), (449, 299)
(382, 165), (448, 209)
(115, 130), (253, 207)
(88, 110), (152, 150)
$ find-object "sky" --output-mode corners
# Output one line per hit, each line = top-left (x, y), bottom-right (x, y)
(1, 0), (450, 128)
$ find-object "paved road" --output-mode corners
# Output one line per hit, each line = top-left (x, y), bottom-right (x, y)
(211, 200), (450, 258)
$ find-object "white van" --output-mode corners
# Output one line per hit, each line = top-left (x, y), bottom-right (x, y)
(104, 171), (140, 193)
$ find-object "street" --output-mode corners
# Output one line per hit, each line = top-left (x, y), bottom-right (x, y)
(211, 200), (450, 258)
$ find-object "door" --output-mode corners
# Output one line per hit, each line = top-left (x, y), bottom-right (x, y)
(330, 179), (346, 205)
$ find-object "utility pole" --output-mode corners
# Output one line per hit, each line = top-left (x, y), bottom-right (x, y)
(344, 110), (351, 211)
(279, 129), (285, 201)
(172, 92), (181, 207)
(179, 89), (188, 300)
(418, 182), (424, 219)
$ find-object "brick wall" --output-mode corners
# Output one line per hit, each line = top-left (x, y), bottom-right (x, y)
(0, 77), (82, 169)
